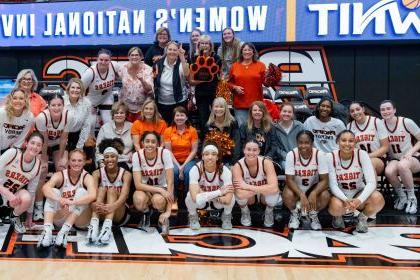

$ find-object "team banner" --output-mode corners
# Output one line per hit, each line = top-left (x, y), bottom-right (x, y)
(0, 0), (418, 47)
(0, 0), (285, 47)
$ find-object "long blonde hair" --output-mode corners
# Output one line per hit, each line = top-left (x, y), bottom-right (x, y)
(220, 28), (241, 63)
(139, 98), (162, 124)
(207, 97), (235, 127)
(247, 101), (272, 133)
(5, 89), (30, 120)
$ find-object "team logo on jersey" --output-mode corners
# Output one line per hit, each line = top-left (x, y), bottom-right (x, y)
(1, 224), (419, 268)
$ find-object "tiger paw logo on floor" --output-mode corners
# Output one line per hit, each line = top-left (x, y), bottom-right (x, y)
(190, 51), (220, 82)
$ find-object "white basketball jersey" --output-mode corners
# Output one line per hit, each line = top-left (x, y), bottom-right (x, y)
(0, 149), (41, 194)
(137, 147), (167, 188)
(385, 117), (416, 160)
(196, 161), (225, 192)
(348, 116), (382, 153)
(238, 156), (267, 187)
(36, 109), (69, 147)
(331, 149), (365, 198)
(99, 167), (125, 193)
(292, 148), (321, 193)
(86, 63), (117, 107)
(59, 169), (87, 199)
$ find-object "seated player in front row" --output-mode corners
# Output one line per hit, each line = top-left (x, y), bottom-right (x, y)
(87, 139), (132, 244)
(132, 131), (174, 235)
(327, 130), (385, 233)
(185, 141), (235, 230)
(232, 139), (281, 227)
(380, 100), (420, 214)
(0, 132), (43, 233)
(38, 149), (96, 247)
(283, 131), (330, 230)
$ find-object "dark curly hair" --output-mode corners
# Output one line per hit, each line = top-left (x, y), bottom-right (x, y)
(98, 138), (124, 154)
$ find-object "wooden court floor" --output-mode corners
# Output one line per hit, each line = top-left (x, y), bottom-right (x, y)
(0, 210), (419, 279)
(0, 260), (419, 280)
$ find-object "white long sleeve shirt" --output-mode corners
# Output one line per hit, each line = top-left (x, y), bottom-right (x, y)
(64, 95), (91, 149)
(326, 149), (376, 204)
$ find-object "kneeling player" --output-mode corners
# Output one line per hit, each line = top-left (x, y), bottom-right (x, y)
(283, 131), (330, 230)
(87, 139), (132, 244)
(327, 130), (385, 233)
(185, 141), (235, 230)
(233, 139), (280, 227)
(132, 131), (174, 235)
(38, 149), (96, 247)
(0, 132), (43, 233)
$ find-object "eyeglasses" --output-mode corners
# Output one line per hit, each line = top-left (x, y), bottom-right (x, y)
(21, 78), (33, 82)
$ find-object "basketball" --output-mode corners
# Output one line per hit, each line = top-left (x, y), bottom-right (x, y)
(402, 0), (420, 9)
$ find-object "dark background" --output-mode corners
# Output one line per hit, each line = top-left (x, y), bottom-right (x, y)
(0, 43), (419, 121)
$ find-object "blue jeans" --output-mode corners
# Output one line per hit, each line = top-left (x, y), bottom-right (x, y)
(173, 159), (198, 198)
(234, 109), (249, 127)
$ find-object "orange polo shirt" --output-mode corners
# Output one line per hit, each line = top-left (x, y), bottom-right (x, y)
(29, 92), (47, 117)
(229, 61), (266, 109)
(163, 125), (198, 163)
(131, 119), (167, 139)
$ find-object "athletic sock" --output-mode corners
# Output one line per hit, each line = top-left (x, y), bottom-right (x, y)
(395, 185), (406, 197)
(103, 218), (113, 228)
(61, 223), (72, 233)
(406, 187), (416, 200)
(35, 201), (43, 209)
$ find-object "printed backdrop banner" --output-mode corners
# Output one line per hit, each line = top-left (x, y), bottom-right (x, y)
(0, 0), (285, 47)
(296, 0), (419, 42)
(0, 0), (418, 47)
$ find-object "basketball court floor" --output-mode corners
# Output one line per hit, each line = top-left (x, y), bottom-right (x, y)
(0, 206), (418, 280)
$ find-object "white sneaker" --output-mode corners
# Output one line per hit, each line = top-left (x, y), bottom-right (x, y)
(405, 198), (418, 214)
(394, 196), (408, 211)
(161, 218), (170, 236)
(11, 215), (26, 234)
(332, 216), (345, 229)
(288, 210), (300, 229)
(356, 213), (368, 233)
(240, 206), (251, 226)
(37, 225), (53, 248)
(55, 227), (70, 248)
(221, 213), (232, 230)
(87, 218), (99, 243)
(309, 211), (321, 230)
(33, 206), (44, 222)
(98, 225), (112, 244)
(263, 207), (274, 227)
(189, 213), (201, 230)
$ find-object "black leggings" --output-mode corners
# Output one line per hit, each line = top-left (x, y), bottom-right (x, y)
(195, 97), (213, 138)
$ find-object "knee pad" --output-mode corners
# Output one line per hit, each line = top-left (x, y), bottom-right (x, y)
(44, 188), (61, 213)
(224, 195), (236, 210)
(235, 197), (248, 207)
(185, 192), (205, 212)
(265, 192), (282, 207)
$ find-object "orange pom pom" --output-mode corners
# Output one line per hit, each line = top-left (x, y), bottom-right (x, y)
(204, 130), (235, 157)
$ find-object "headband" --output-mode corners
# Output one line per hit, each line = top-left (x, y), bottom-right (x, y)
(203, 145), (218, 154)
(104, 147), (119, 155)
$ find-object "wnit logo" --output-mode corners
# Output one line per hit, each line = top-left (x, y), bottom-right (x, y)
(308, 0), (420, 36)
